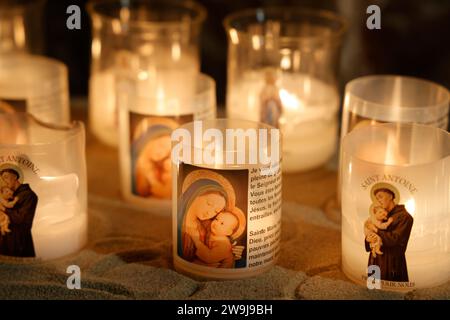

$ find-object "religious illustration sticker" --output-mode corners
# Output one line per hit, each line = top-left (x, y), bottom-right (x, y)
(0, 157), (39, 258)
(129, 112), (193, 199)
(174, 162), (281, 278)
(360, 175), (416, 289)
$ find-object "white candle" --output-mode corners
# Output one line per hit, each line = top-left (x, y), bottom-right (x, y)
(227, 71), (339, 172)
(118, 73), (216, 211)
(0, 114), (87, 260)
(341, 123), (450, 290)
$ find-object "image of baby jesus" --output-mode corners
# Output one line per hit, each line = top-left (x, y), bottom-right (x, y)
(191, 211), (239, 268)
(0, 186), (19, 235)
(364, 205), (394, 258)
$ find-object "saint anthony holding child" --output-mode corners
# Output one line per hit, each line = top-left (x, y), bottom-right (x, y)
(364, 184), (413, 282)
(0, 167), (38, 257)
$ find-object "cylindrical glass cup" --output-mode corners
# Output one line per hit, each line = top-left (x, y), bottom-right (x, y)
(341, 123), (449, 291)
(225, 7), (346, 172)
(88, 0), (206, 147)
(341, 75), (450, 136)
(0, 112), (87, 260)
(0, 54), (70, 125)
(118, 73), (216, 213)
(172, 119), (282, 280)
(0, 0), (46, 54)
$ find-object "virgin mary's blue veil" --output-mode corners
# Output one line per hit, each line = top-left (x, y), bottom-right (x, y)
(177, 178), (227, 258)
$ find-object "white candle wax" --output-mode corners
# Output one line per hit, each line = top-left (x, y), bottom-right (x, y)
(227, 71), (339, 172)
(31, 173), (87, 260)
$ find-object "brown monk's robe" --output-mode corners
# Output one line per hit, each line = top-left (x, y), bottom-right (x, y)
(365, 205), (414, 282)
(0, 184), (38, 257)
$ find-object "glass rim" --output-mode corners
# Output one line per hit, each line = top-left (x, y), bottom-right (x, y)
(0, 112), (84, 148)
(342, 122), (450, 168)
(223, 6), (347, 41)
(87, 0), (207, 29)
(345, 74), (450, 112)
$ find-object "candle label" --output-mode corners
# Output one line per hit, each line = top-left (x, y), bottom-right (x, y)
(360, 175), (416, 289)
(129, 112), (193, 199)
(0, 158), (39, 258)
(175, 162), (281, 276)
(0, 98), (27, 113)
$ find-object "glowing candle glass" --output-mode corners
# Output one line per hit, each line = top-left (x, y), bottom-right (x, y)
(0, 0), (46, 54)
(0, 112), (87, 260)
(341, 75), (449, 137)
(118, 73), (216, 213)
(225, 7), (346, 172)
(88, 0), (206, 147)
(172, 119), (282, 280)
(0, 54), (70, 125)
(341, 123), (449, 290)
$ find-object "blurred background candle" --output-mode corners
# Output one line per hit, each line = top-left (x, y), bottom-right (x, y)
(0, 112), (87, 260)
(341, 123), (450, 290)
(87, 0), (206, 147)
(118, 72), (216, 212)
(0, 0), (46, 54)
(0, 54), (70, 125)
(225, 7), (346, 172)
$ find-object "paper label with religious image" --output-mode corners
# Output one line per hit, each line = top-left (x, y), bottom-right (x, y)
(129, 113), (193, 200)
(174, 162), (281, 278)
(0, 159), (39, 258)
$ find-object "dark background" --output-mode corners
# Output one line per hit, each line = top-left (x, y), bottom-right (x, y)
(38, 0), (450, 105)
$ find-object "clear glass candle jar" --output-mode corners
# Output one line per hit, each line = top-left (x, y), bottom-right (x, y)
(118, 73), (216, 213)
(0, 0), (46, 54)
(341, 123), (449, 290)
(0, 54), (70, 125)
(172, 119), (282, 280)
(0, 112), (87, 260)
(88, 0), (206, 147)
(341, 75), (450, 137)
(225, 7), (346, 172)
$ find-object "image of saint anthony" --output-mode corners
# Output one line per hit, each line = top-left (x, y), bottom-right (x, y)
(131, 117), (179, 199)
(364, 186), (414, 282)
(178, 169), (246, 268)
(0, 168), (38, 257)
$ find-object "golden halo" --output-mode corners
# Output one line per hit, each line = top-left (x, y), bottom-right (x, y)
(0, 163), (24, 184)
(370, 182), (400, 205)
(132, 116), (179, 141)
(182, 169), (236, 209)
(229, 206), (246, 241)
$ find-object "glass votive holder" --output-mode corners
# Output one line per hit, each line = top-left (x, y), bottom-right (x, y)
(0, 0), (46, 54)
(341, 75), (450, 136)
(224, 7), (346, 172)
(171, 119), (282, 280)
(0, 54), (70, 125)
(341, 122), (449, 291)
(118, 73), (216, 213)
(88, 0), (206, 147)
(0, 112), (87, 260)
